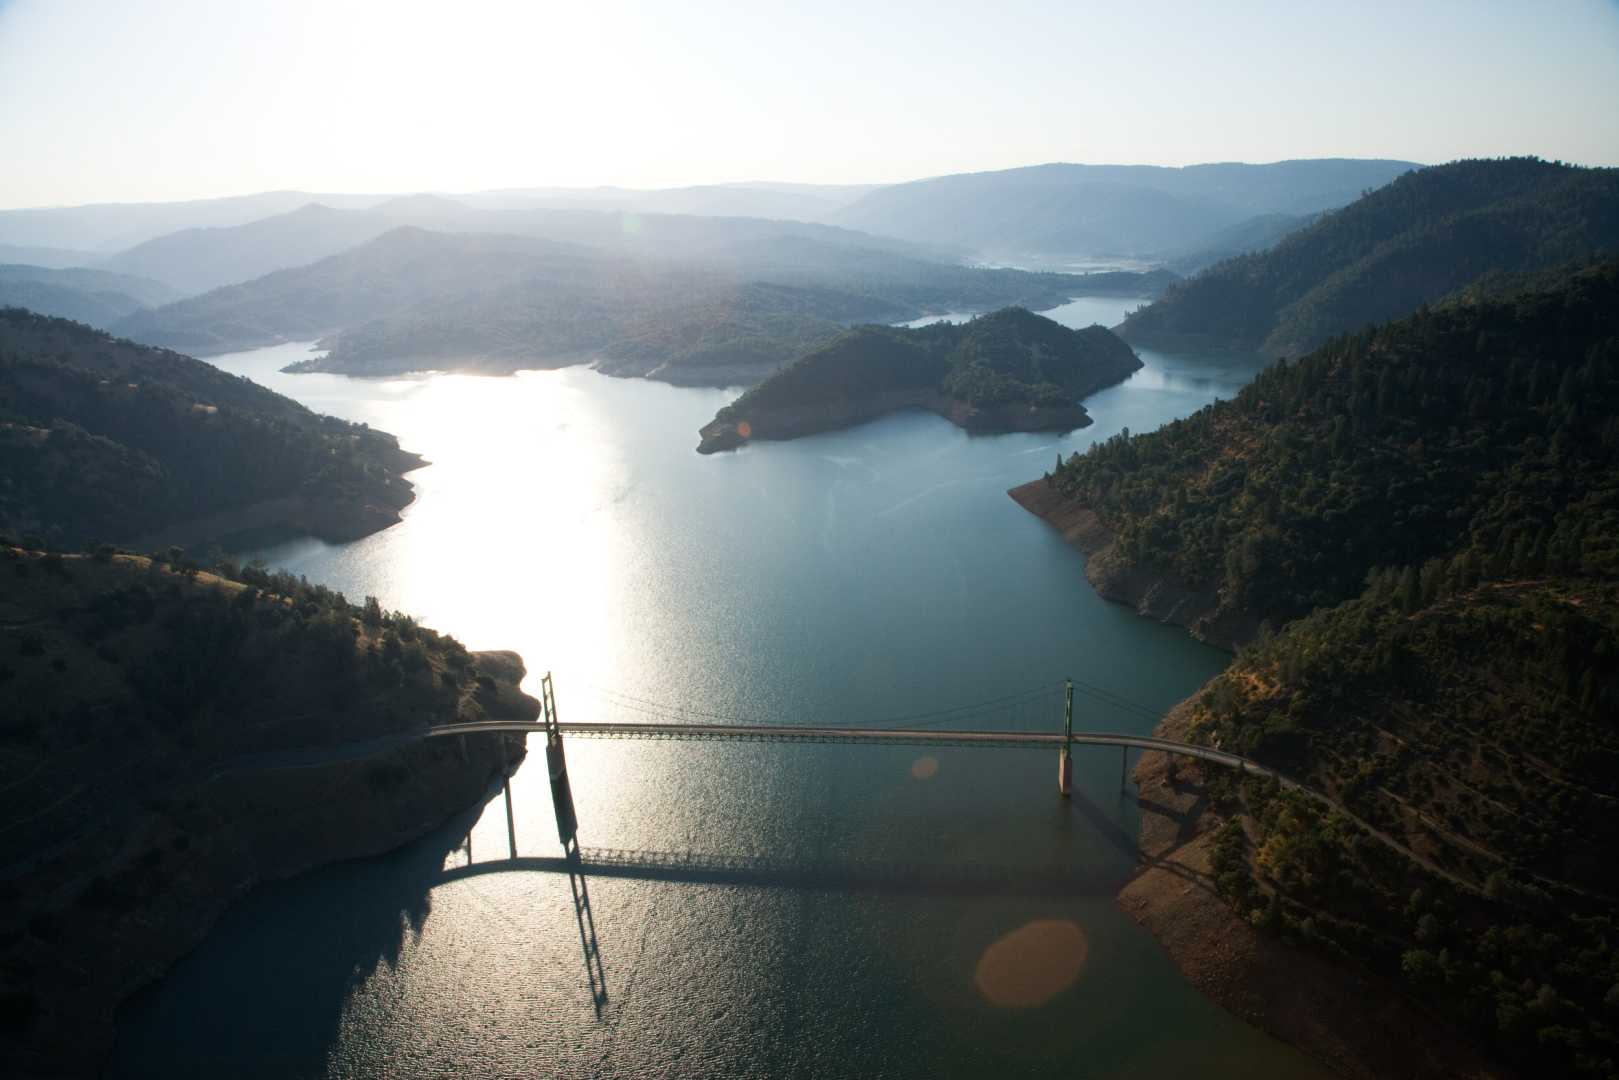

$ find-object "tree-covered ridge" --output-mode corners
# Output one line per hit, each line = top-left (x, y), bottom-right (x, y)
(0, 308), (420, 547)
(1120, 158), (1619, 356)
(719, 306), (1141, 418)
(1180, 577), (1619, 1077)
(1053, 263), (1619, 629)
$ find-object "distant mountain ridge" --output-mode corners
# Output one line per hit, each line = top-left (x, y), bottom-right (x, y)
(0, 308), (422, 548)
(1121, 157), (1619, 356)
(0, 264), (179, 329)
(93, 196), (958, 297)
(114, 226), (1157, 386)
(831, 159), (1417, 257)
(0, 181), (880, 263)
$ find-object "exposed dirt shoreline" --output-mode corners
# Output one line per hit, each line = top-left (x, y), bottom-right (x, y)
(1124, 707), (1507, 1079)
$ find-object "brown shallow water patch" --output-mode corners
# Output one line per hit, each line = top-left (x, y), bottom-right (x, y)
(974, 918), (1089, 1008)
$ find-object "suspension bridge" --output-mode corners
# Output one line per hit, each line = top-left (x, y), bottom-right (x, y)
(417, 673), (1289, 1019)
(420, 673), (1292, 862)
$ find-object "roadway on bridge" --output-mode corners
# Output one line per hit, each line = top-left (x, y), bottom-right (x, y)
(425, 719), (1282, 780)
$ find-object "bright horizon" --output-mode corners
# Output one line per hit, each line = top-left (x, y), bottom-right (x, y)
(1, 0), (1617, 210)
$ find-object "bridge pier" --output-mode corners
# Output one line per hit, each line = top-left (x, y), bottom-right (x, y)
(503, 776), (518, 859)
(542, 673), (581, 849)
(1058, 679), (1073, 797)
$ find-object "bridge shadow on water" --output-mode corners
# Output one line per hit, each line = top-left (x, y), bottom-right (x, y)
(111, 794), (500, 1079)
(113, 778), (1154, 1077)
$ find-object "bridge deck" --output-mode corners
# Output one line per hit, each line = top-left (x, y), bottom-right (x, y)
(425, 719), (1279, 780)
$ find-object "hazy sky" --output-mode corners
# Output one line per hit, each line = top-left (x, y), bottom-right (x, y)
(1, 0), (1616, 208)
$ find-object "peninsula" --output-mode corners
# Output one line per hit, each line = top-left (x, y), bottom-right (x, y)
(696, 307), (1141, 453)
(0, 308), (423, 551)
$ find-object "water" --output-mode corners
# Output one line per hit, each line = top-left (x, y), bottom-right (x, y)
(112, 299), (1320, 1077)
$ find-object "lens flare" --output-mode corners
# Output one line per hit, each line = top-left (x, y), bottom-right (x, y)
(974, 920), (1089, 1008)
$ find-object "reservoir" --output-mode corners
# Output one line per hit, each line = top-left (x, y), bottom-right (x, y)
(112, 298), (1326, 1077)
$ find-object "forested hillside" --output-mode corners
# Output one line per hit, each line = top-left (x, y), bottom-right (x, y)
(1121, 158), (1619, 356)
(1052, 262), (1619, 633)
(0, 309), (421, 548)
(1160, 577), (1619, 1077)
(1030, 263), (1619, 1075)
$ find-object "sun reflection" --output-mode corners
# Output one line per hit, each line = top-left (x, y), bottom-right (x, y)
(910, 755), (939, 779)
(974, 920), (1089, 1008)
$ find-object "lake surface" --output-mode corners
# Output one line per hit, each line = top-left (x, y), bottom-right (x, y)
(112, 299), (1323, 1077)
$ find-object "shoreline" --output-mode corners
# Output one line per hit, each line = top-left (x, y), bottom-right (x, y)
(697, 391), (1092, 454)
(1006, 478), (1259, 651)
(122, 449), (428, 554)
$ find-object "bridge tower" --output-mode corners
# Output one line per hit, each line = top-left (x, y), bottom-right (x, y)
(1058, 678), (1074, 797)
(542, 673), (582, 858)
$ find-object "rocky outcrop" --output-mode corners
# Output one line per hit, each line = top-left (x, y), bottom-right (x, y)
(697, 391), (1091, 453)
(1007, 478), (1260, 651)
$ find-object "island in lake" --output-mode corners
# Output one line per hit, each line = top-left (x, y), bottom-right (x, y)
(696, 307), (1142, 453)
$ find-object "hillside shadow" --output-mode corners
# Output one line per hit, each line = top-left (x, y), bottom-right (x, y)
(108, 795), (497, 1080)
